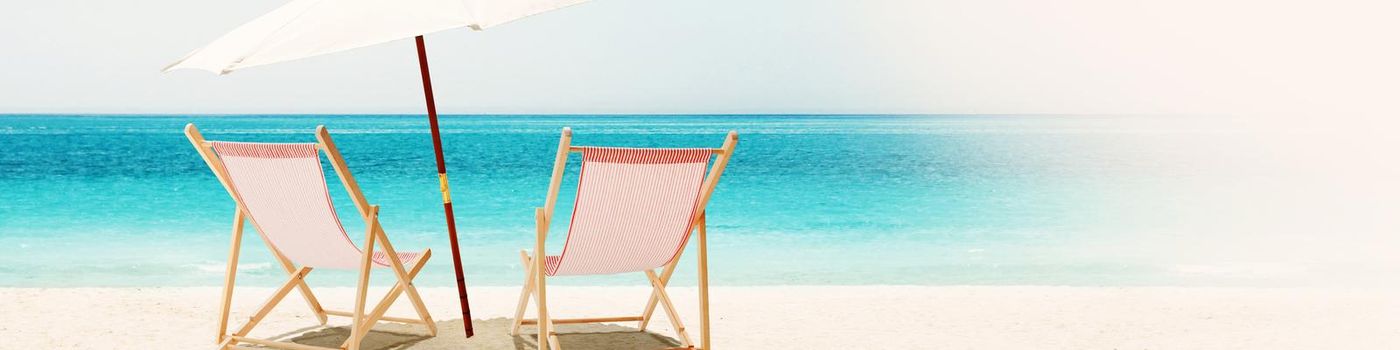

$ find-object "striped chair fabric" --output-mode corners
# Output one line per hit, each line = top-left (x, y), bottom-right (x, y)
(546, 147), (713, 276)
(210, 141), (418, 269)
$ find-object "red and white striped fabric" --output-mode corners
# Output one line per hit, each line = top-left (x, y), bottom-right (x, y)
(546, 147), (713, 276)
(210, 141), (418, 269)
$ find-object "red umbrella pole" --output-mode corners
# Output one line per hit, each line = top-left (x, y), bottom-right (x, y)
(415, 35), (474, 337)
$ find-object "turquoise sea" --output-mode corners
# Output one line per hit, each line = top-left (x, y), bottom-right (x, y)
(0, 115), (1364, 287)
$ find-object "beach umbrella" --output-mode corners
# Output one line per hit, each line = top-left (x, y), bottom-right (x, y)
(163, 0), (595, 337)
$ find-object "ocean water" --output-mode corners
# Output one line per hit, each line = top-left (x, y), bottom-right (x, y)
(0, 115), (1377, 287)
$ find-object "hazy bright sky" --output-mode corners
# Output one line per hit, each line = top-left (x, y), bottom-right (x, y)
(1, 0), (1396, 115)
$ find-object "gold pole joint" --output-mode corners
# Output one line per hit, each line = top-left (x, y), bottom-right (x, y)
(438, 173), (451, 204)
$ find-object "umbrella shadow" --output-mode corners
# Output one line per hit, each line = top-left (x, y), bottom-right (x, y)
(281, 318), (682, 350)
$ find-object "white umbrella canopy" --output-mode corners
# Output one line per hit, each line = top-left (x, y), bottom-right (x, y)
(163, 0), (588, 74)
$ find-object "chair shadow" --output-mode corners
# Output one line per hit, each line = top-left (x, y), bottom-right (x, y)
(282, 318), (682, 350)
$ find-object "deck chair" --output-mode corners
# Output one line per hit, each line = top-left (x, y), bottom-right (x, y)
(511, 127), (738, 350)
(184, 124), (436, 350)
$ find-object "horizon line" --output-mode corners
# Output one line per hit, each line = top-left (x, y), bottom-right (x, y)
(0, 112), (1194, 118)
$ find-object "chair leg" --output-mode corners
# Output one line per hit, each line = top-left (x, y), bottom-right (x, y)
(348, 210), (377, 350)
(533, 253), (559, 349)
(264, 238), (328, 325)
(340, 252), (433, 349)
(217, 209), (245, 343)
(645, 270), (692, 347)
(641, 223), (696, 331)
(394, 249), (437, 336)
(401, 282), (437, 336)
(216, 336), (234, 350)
(639, 255), (683, 331)
(512, 250), (537, 336)
(224, 267), (311, 348)
(548, 328), (562, 350)
(372, 224), (436, 336)
(394, 275), (435, 334)
(532, 206), (557, 350)
(696, 214), (712, 350)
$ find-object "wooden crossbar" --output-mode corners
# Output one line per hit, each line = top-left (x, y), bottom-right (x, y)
(229, 336), (338, 350)
(520, 316), (644, 325)
(323, 309), (427, 325)
(567, 146), (724, 154)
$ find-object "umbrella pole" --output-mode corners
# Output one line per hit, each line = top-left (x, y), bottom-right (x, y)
(415, 35), (474, 338)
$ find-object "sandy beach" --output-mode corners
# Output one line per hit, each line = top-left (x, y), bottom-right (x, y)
(4, 286), (1398, 349)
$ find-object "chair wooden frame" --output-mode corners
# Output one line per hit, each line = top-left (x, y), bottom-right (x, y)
(511, 127), (738, 350)
(185, 124), (437, 350)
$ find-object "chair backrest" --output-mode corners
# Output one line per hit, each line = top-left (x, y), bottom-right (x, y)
(546, 138), (734, 276)
(208, 141), (367, 269)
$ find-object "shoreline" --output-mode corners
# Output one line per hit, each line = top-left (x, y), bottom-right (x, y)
(5, 286), (1398, 349)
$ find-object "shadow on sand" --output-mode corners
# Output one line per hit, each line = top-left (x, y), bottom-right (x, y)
(283, 318), (683, 350)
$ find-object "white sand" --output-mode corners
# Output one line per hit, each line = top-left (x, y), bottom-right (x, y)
(3, 286), (1399, 349)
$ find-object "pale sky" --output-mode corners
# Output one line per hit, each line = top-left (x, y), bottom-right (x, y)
(0, 0), (1395, 115)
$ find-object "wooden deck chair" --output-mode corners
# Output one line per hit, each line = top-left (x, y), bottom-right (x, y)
(185, 124), (436, 350)
(511, 127), (738, 350)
